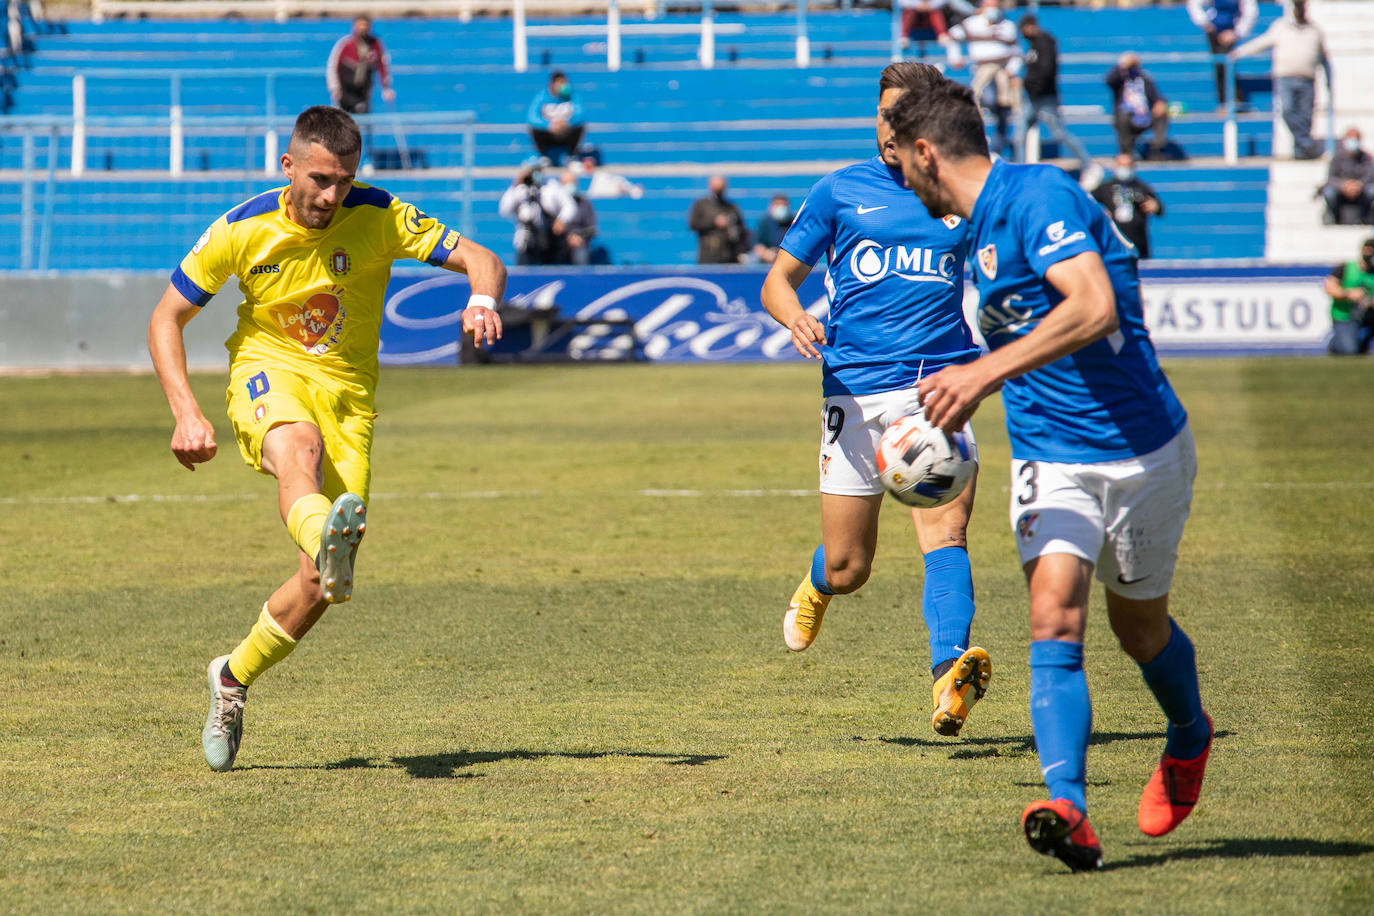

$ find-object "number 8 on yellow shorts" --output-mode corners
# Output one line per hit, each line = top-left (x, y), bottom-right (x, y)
(225, 363), (376, 503)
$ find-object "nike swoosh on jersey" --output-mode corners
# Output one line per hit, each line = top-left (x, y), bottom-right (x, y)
(1117, 572), (1151, 585)
(856, 205), (888, 214)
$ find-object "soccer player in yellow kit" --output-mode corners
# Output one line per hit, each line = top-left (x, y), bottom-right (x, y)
(148, 106), (507, 771)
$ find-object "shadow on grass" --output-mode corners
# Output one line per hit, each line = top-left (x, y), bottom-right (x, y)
(1102, 837), (1374, 871)
(241, 749), (725, 778)
(865, 728), (1234, 760)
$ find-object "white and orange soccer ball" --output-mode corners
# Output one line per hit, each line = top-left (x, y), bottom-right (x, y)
(875, 415), (975, 508)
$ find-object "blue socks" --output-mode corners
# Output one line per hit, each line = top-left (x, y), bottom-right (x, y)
(809, 544), (834, 595)
(1029, 639), (1092, 813)
(1138, 618), (1210, 760)
(922, 546), (976, 671)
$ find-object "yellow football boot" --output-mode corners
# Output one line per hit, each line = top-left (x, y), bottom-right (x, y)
(931, 646), (992, 736)
(783, 577), (832, 652)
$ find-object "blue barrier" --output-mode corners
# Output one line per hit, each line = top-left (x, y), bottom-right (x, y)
(379, 263), (1333, 366)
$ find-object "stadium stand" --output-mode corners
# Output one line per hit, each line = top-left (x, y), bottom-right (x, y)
(0, 1), (1287, 269)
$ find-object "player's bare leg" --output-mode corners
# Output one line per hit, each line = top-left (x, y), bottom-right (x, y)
(914, 475), (990, 736)
(1108, 589), (1212, 838)
(784, 493), (882, 651)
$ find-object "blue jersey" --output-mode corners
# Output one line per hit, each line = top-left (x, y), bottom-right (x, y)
(968, 160), (1186, 463)
(780, 155), (979, 397)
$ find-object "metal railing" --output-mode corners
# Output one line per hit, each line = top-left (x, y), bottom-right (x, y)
(1, 110), (477, 270)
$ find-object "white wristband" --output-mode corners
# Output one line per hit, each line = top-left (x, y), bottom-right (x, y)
(467, 294), (497, 311)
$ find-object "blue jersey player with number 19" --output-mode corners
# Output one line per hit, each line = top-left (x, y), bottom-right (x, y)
(760, 63), (993, 739)
(886, 70), (1212, 872)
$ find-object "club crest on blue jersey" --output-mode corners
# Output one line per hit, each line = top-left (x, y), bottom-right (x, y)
(849, 239), (957, 286)
(977, 244), (997, 280)
(942, 215), (962, 230)
(330, 248), (350, 276)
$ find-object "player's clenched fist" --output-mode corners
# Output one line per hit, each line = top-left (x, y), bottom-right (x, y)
(789, 312), (827, 359)
(918, 363), (996, 434)
(171, 415), (218, 471)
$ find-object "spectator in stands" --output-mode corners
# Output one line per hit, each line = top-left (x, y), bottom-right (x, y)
(1019, 14), (1100, 187)
(1231, 0), (1330, 161)
(897, 0), (952, 54)
(1187, 0), (1257, 109)
(1324, 237), (1374, 355)
(752, 194), (794, 264)
(574, 147), (645, 200)
(1091, 152), (1164, 259)
(688, 175), (749, 265)
(498, 157), (575, 266)
(941, 0), (1022, 159)
(1321, 128), (1374, 225)
(553, 169), (599, 266)
(527, 71), (586, 166)
(1106, 53), (1171, 161)
(326, 15), (394, 114)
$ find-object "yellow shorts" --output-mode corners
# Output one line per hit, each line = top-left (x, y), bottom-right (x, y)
(225, 362), (376, 503)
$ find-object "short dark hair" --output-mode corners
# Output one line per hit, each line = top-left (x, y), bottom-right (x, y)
(883, 78), (990, 160)
(878, 61), (945, 99)
(290, 105), (362, 159)
(550, 70), (567, 83)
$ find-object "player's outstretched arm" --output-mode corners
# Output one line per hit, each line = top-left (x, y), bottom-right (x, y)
(761, 249), (826, 359)
(442, 236), (509, 349)
(147, 284), (217, 471)
(919, 251), (1118, 432)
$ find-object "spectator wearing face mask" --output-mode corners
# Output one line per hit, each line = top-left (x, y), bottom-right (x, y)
(1091, 153), (1164, 259)
(1321, 129), (1374, 225)
(940, 0), (1022, 159)
(1105, 53), (1170, 161)
(527, 71), (586, 165)
(553, 169), (599, 266)
(1231, 0), (1329, 160)
(753, 194), (795, 264)
(1324, 238), (1374, 355)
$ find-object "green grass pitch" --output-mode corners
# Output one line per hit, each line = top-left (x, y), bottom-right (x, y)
(2, 359), (1372, 913)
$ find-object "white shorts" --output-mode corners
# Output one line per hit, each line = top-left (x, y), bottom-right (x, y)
(1009, 425), (1196, 600)
(819, 384), (978, 497)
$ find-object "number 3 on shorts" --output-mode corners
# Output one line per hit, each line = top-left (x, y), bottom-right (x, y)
(1017, 461), (1039, 506)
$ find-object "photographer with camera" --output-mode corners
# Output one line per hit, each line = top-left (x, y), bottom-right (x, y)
(498, 157), (575, 266)
(1324, 237), (1374, 355)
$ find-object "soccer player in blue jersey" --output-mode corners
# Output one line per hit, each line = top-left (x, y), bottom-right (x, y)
(884, 74), (1213, 871)
(760, 62), (993, 739)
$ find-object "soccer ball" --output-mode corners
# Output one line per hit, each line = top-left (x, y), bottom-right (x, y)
(876, 415), (975, 508)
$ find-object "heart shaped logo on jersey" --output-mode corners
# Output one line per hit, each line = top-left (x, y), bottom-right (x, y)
(269, 292), (341, 350)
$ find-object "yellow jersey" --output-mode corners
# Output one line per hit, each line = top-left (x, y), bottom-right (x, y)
(172, 183), (460, 392)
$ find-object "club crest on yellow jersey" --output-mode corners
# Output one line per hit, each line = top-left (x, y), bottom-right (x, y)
(330, 247), (350, 276)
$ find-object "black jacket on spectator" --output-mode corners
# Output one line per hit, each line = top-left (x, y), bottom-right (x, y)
(1092, 176), (1164, 259)
(1326, 148), (1374, 189)
(1023, 31), (1060, 100)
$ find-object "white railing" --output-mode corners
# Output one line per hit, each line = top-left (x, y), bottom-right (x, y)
(90, 0), (661, 24)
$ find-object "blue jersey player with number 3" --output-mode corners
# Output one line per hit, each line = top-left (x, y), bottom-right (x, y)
(760, 63), (993, 740)
(885, 69), (1213, 872)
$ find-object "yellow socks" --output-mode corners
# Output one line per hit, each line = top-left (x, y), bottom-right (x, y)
(226, 603), (298, 687)
(286, 493), (332, 559)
